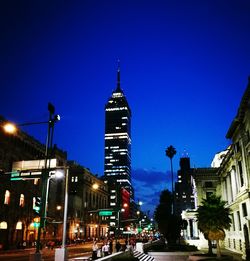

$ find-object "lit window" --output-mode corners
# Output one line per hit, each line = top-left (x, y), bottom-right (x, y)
(16, 221), (22, 230)
(0, 222), (7, 229)
(4, 190), (10, 205)
(19, 194), (25, 207)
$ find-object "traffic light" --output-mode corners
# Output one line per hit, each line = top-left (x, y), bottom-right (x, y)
(33, 196), (41, 216)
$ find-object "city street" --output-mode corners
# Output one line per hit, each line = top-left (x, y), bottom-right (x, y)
(0, 243), (92, 261)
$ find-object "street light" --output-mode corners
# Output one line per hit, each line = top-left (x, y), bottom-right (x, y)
(92, 183), (99, 190)
(55, 167), (69, 261)
(45, 170), (64, 221)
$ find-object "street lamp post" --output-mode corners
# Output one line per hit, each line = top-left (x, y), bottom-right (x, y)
(44, 170), (64, 221)
(55, 167), (69, 261)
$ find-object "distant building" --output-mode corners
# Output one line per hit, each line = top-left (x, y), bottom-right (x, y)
(174, 156), (195, 216)
(104, 65), (134, 234)
(67, 161), (109, 240)
(104, 66), (133, 197)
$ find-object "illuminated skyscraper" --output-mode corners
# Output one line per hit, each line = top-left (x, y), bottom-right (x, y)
(104, 65), (133, 200)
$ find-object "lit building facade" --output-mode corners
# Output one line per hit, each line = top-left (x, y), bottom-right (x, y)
(68, 161), (109, 240)
(174, 156), (195, 216)
(104, 66), (133, 234)
(0, 118), (67, 249)
(218, 77), (250, 260)
(181, 77), (250, 260)
(104, 67), (132, 197)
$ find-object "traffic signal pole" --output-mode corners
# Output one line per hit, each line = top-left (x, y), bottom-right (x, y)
(32, 104), (55, 261)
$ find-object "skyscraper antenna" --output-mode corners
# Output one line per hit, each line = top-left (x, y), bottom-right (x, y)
(116, 59), (121, 90)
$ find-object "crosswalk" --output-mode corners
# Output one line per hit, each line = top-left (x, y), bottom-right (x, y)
(133, 251), (155, 261)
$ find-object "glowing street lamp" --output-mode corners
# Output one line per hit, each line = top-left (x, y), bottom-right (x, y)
(55, 167), (69, 261)
(92, 183), (99, 190)
(45, 170), (64, 220)
(3, 122), (17, 133)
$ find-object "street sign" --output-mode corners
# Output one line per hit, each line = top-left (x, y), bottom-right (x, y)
(9, 170), (55, 180)
(99, 210), (113, 216)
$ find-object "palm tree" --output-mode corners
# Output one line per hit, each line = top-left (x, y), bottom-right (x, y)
(165, 145), (177, 215)
(165, 145), (176, 194)
(196, 194), (231, 258)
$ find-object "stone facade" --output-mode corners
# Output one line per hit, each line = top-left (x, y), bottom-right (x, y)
(67, 161), (109, 241)
(218, 77), (250, 260)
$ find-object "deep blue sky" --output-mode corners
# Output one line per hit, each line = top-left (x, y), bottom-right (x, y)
(1, 0), (250, 214)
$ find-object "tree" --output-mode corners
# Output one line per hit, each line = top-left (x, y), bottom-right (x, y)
(165, 145), (177, 195)
(196, 194), (231, 258)
(154, 190), (181, 245)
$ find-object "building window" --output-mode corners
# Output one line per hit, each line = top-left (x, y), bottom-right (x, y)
(231, 213), (235, 231)
(242, 203), (247, 217)
(16, 221), (22, 230)
(237, 211), (242, 231)
(19, 194), (25, 207)
(0, 221), (7, 229)
(4, 190), (10, 205)
(238, 161), (244, 187)
(204, 181), (213, 188)
(235, 142), (241, 153)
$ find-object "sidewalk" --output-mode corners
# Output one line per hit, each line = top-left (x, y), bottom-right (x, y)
(147, 249), (243, 261)
(198, 248), (243, 260)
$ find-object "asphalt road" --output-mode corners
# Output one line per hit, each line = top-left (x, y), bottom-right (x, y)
(0, 243), (92, 261)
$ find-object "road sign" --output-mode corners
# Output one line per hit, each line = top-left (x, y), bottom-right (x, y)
(99, 210), (113, 216)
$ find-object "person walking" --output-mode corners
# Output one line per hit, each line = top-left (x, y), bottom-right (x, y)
(115, 241), (121, 252)
(109, 239), (113, 254)
(102, 242), (110, 256)
(92, 241), (98, 260)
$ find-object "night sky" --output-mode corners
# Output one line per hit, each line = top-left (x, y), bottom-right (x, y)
(1, 0), (250, 215)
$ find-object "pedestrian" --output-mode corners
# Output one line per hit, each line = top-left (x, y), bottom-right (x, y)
(92, 241), (98, 260)
(102, 242), (109, 256)
(115, 241), (121, 252)
(109, 240), (113, 254)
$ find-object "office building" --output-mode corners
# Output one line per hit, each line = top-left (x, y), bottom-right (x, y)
(104, 66), (133, 197)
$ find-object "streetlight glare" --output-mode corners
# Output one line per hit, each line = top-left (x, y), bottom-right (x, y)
(92, 183), (99, 190)
(3, 122), (17, 134)
(55, 170), (64, 179)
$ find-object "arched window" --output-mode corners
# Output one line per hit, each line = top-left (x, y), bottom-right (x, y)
(0, 221), (7, 229)
(4, 190), (10, 205)
(19, 194), (25, 207)
(16, 221), (22, 230)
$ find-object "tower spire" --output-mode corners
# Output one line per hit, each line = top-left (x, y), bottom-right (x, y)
(116, 59), (121, 91)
